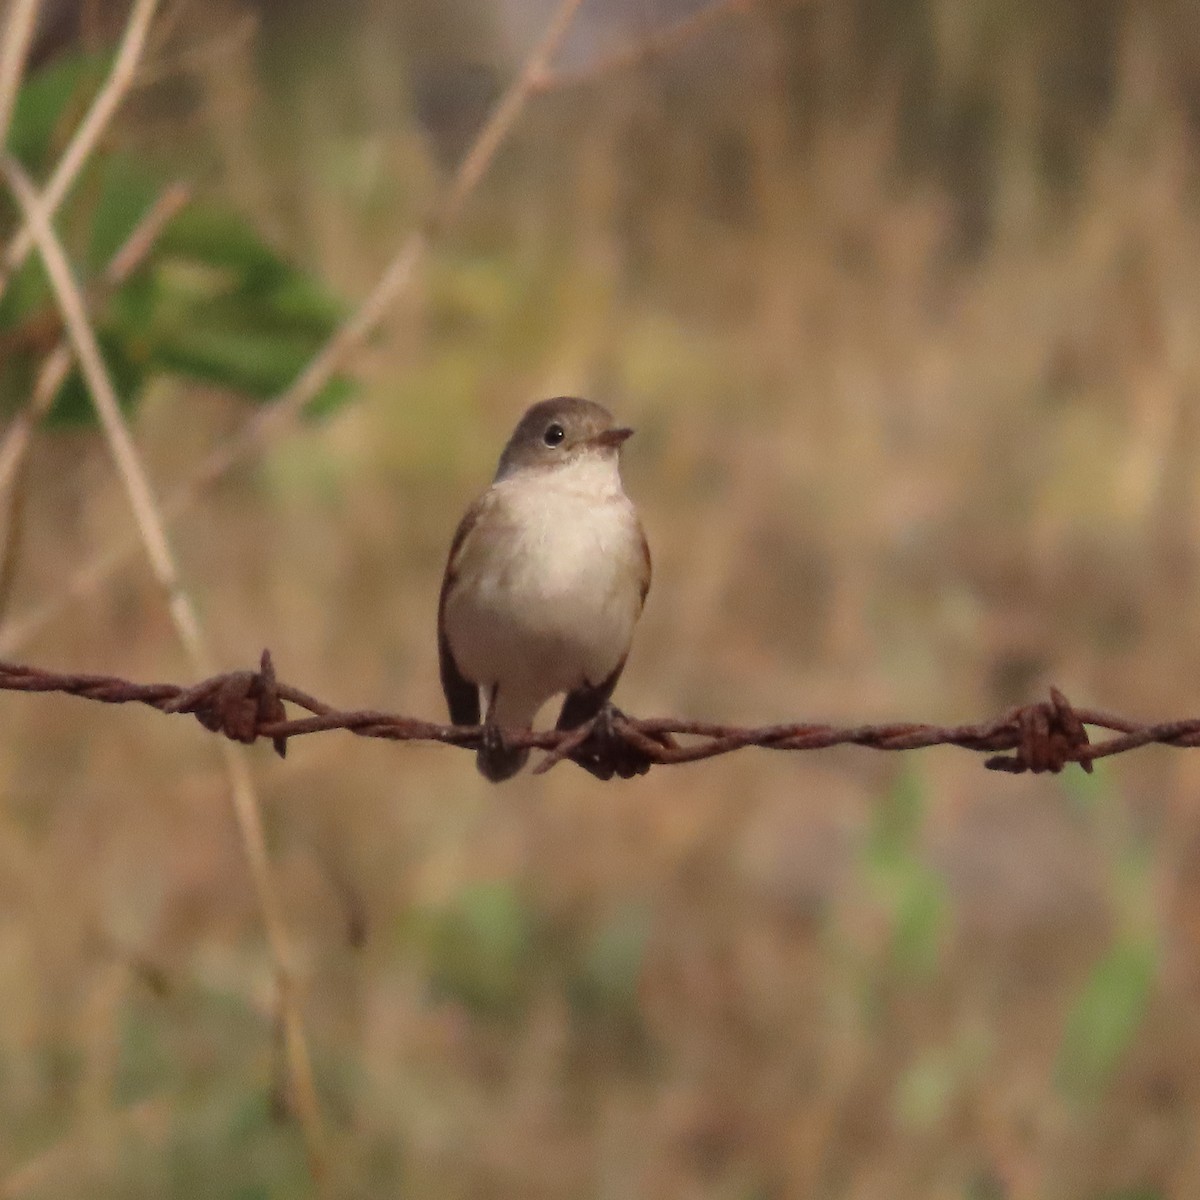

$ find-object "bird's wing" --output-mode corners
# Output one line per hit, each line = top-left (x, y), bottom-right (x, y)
(556, 655), (627, 730)
(437, 496), (484, 726)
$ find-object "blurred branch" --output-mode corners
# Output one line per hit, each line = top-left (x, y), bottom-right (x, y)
(2, 157), (204, 653)
(0, 182), (189, 629)
(0, 156), (330, 1187)
(106, 180), (189, 276)
(0, 0), (598, 1169)
(8, 650), (1200, 778)
(0, 182), (190, 497)
(134, 9), (258, 88)
(0, 0), (591, 657)
(0, 0), (41, 148)
(0, 0), (162, 304)
(172, 0), (588, 489)
(531, 0), (757, 92)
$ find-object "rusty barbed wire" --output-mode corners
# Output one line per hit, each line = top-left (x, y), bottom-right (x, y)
(6, 650), (1200, 778)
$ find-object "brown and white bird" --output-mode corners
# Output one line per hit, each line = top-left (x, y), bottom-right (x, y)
(438, 397), (651, 781)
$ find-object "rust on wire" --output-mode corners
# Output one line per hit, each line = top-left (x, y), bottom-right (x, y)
(5, 651), (1200, 778)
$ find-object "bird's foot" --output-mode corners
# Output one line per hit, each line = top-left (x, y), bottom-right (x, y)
(570, 704), (655, 780)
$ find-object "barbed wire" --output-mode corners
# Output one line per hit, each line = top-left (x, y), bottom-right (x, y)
(5, 651), (1200, 779)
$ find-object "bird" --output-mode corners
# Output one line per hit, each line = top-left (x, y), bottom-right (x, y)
(438, 397), (651, 781)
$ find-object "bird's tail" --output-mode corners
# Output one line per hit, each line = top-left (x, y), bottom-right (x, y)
(476, 741), (529, 782)
(477, 684), (536, 782)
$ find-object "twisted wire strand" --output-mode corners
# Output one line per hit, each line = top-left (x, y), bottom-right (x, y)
(4, 652), (1198, 777)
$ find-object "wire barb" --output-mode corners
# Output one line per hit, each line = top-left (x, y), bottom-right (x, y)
(984, 686), (1093, 775)
(4, 652), (1200, 777)
(165, 648), (289, 758)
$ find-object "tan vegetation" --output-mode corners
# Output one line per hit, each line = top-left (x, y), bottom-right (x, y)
(3, 0), (1200, 1195)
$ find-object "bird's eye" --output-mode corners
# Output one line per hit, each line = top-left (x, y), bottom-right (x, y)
(543, 423), (565, 447)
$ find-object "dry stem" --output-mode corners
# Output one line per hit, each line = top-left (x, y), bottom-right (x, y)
(0, 0), (593, 656)
(0, 182), (189, 498)
(0, 182), (189, 633)
(0, 0), (41, 149)
(0, 154), (330, 1185)
(0, 0), (162, 304)
(0, 0), (599, 1173)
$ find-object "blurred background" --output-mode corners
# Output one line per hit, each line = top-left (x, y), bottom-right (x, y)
(3, 0), (1200, 1195)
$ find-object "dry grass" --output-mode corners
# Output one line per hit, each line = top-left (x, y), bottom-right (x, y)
(3, 1), (1200, 1197)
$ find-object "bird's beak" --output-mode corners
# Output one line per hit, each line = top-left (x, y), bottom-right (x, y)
(591, 426), (634, 449)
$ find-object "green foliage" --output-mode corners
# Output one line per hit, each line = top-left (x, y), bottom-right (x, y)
(156, 1089), (312, 1200)
(0, 55), (355, 429)
(566, 901), (651, 1026)
(865, 764), (948, 977)
(418, 881), (538, 1018)
(1054, 754), (1159, 1106)
(408, 884), (655, 1037)
(6, 53), (107, 172)
(1058, 755), (1116, 815)
(1056, 935), (1157, 1103)
(866, 762), (926, 867)
(892, 1025), (991, 1132)
(892, 1048), (957, 1129)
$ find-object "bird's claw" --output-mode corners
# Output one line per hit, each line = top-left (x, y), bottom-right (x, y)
(569, 704), (654, 780)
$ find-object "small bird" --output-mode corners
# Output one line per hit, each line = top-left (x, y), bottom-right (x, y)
(438, 397), (651, 781)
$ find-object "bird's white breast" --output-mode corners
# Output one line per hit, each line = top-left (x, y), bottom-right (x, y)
(444, 454), (644, 727)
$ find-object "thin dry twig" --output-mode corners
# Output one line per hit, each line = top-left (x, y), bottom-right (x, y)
(0, 0), (42, 149)
(2, 157), (203, 651)
(105, 179), (189, 277)
(0, 0), (599, 1175)
(134, 9), (259, 88)
(0, 182), (190, 501)
(531, 0), (755, 92)
(0, 156), (330, 1184)
(3, 652), (1193, 777)
(0, 0), (595, 657)
(0, 0), (162, 304)
(170, 0), (589, 496)
(0, 181), (188, 632)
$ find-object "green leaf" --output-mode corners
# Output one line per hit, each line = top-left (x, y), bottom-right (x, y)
(86, 154), (163, 268)
(146, 320), (350, 415)
(264, 271), (347, 330)
(155, 203), (291, 279)
(152, 324), (322, 395)
(47, 333), (147, 426)
(1057, 936), (1157, 1103)
(0, 255), (51, 330)
(6, 54), (108, 172)
(0, 87), (356, 429)
(133, 191), (356, 414)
